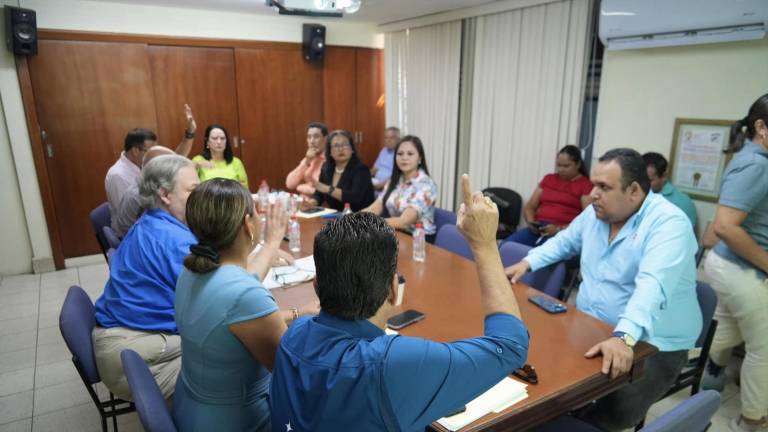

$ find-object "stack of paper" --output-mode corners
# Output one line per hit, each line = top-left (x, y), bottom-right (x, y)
(436, 377), (528, 431)
(296, 208), (338, 218)
(264, 256), (316, 289)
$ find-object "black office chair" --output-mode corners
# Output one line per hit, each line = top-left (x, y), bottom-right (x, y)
(482, 187), (522, 239)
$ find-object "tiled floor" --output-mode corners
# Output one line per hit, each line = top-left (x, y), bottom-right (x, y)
(0, 263), (743, 432)
(0, 264), (142, 432)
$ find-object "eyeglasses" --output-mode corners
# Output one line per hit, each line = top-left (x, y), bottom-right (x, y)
(331, 143), (351, 150)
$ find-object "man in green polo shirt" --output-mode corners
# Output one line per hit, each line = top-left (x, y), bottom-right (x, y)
(643, 152), (698, 229)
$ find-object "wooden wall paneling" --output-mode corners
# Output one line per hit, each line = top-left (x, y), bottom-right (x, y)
(235, 47), (324, 190)
(27, 40), (158, 258)
(322, 46), (357, 133)
(355, 48), (386, 167)
(148, 45), (240, 158)
(15, 57), (65, 269)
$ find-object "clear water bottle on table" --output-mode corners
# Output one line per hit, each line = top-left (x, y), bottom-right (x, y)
(412, 223), (426, 262)
(288, 216), (301, 254)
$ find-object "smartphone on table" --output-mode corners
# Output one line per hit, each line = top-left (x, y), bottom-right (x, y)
(528, 295), (567, 314)
(302, 206), (325, 214)
(387, 309), (425, 330)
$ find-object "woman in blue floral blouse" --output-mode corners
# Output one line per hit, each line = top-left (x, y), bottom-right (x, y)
(363, 135), (439, 241)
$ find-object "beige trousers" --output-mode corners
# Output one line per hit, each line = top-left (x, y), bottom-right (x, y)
(704, 251), (768, 420)
(92, 326), (181, 401)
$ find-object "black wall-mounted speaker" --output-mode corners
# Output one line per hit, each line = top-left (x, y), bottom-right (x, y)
(303, 23), (325, 61)
(5, 6), (37, 56)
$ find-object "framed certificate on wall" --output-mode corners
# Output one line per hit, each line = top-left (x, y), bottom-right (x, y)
(669, 118), (734, 202)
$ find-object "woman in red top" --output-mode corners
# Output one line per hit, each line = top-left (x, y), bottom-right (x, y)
(503, 145), (593, 247)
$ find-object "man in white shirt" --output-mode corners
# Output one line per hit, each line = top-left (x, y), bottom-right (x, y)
(105, 105), (196, 234)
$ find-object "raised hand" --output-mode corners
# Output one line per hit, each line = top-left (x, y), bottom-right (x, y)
(456, 174), (499, 248)
(184, 104), (196, 134)
(264, 202), (289, 246)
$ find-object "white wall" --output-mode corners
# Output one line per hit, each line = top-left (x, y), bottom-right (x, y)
(594, 38), (768, 235)
(0, 0), (382, 275)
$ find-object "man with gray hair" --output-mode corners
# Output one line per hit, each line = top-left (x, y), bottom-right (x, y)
(93, 154), (199, 400)
(371, 126), (401, 193)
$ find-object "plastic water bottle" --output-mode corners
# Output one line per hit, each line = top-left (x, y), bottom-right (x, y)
(342, 203), (353, 216)
(258, 211), (267, 245)
(257, 179), (270, 212)
(288, 216), (301, 253)
(412, 223), (426, 262)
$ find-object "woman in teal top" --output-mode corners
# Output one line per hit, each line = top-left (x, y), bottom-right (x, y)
(173, 179), (318, 431)
(193, 124), (249, 188)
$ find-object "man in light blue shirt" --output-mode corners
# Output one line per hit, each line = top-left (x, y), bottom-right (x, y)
(506, 148), (701, 431)
(371, 126), (400, 194)
(270, 176), (529, 431)
(643, 152), (698, 229)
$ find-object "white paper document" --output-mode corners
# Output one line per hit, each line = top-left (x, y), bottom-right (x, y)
(264, 256), (316, 290)
(436, 377), (528, 431)
(296, 208), (338, 218)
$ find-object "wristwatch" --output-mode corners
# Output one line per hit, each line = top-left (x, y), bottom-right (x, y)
(328, 185), (335, 195)
(612, 331), (636, 347)
(184, 130), (195, 139)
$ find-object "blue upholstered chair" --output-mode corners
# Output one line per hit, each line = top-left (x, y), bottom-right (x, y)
(534, 390), (721, 432)
(433, 208), (457, 235)
(499, 241), (566, 298)
(121, 349), (177, 432)
(90, 202), (112, 262)
(103, 226), (121, 250)
(59, 286), (134, 431)
(434, 224), (474, 261)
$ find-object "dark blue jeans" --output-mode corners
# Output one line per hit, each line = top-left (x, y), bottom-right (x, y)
(502, 226), (552, 248)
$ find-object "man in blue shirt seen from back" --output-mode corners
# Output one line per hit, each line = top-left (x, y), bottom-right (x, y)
(270, 175), (529, 432)
(93, 155), (200, 401)
(506, 148), (701, 431)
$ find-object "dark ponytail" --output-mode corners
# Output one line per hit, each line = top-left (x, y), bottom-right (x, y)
(183, 178), (254, 274)
(726, 93), (768, 154)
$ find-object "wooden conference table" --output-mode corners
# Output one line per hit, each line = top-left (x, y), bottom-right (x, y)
(271, 218), (657, 431)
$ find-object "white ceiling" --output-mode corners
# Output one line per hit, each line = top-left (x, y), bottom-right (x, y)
(95, 0), (498, 25)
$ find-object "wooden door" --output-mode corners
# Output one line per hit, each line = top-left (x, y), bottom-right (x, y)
(27, 40), (157, 258)
(148, 46), (240, 159)
(322, 46), (357, 133)
(355, 48), (385, 167)
(235, 47), (323, 190)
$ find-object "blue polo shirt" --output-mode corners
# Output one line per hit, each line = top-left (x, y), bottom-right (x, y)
(661, 181), (697, 228)
(95, 208), (196, 333)
(712, 140), (768, 278)
(269, 311), (528, 432)
(525, 192), (701, 351)
(373, 147), (395, 186)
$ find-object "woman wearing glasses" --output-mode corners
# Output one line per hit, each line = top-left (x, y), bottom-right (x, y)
(304, 129), (375, 211)
(173, 179), (318, 431)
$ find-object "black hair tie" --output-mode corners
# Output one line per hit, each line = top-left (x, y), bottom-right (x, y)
(190, 243), (220, 263)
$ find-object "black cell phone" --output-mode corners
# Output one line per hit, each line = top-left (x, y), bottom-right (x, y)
(446, 405), (467, 417)
(528, 295), (567, 314)
(397, 273), (406, 284)
(387, 309), (425, 330)
(302, 206), (325, 214)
